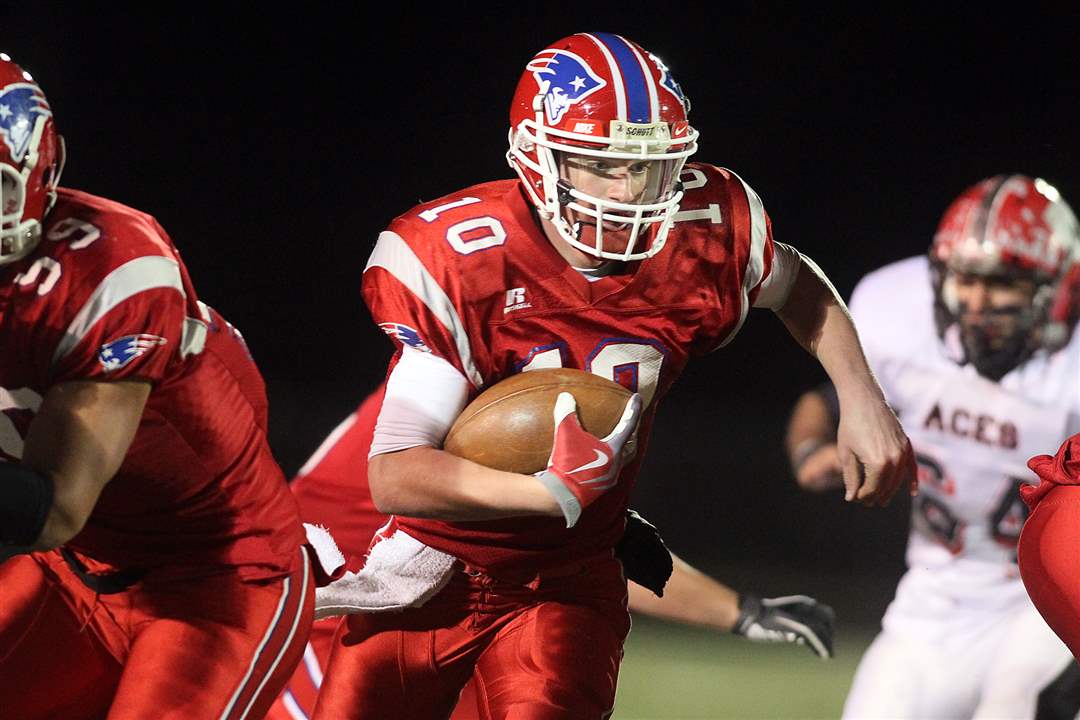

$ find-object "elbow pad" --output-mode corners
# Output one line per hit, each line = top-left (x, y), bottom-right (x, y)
(0, 464), (53, 546)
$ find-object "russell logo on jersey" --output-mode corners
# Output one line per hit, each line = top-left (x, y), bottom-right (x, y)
(98, 334), (167, 372)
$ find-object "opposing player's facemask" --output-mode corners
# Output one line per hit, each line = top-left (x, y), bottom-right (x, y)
(940, 272), (1040, 380)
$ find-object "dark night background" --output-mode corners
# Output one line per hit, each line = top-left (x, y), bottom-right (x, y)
(6, 5), (1079, 624)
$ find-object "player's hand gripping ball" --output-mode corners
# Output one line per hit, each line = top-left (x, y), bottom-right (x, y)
(444, 368), (636, 474)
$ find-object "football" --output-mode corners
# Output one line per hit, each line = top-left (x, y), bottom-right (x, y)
(443, 368), (632, 474)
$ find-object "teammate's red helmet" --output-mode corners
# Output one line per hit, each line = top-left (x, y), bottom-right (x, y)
(507, 33), (698, 261)
(0, 54), (64, 266)
(930, 174), (1080, 377)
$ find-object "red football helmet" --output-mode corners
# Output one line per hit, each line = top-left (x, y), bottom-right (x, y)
(0, 53), (65, 266)
(507, 33), (698, 261)
(930, 174), (1080, 378)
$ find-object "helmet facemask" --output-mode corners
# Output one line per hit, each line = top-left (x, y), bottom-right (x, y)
(510, 112), (695, 262)
(936, 268), (1041, 380)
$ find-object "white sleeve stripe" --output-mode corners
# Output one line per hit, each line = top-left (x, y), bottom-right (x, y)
(717, 169), (768, 348)
(51, 255), (185, 368)
(295, 412), (359, 478)
(365, 230), (482, 388)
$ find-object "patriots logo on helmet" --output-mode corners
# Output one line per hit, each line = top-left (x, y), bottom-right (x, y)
(98, 334), (167, 372)
(527, 50), (607, 125)
(648, 53), (691, 113)
(0, 82), (51, 164)
(378, 322), (432, 353)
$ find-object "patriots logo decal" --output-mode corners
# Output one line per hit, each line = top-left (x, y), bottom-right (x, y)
(526, 49), (606, 125)
(649, 52), (691, 113)
(378, 323), (432, 353)
(0, 82), (52, 164)
(98, 334), (167, 372)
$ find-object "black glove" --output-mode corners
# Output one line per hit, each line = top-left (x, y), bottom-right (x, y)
(732, 593), (836, 659)
(615, 509), (673, 598)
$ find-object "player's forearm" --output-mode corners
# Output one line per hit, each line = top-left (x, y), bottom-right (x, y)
(627, 554), (740, 631)
(20, 380), (149, 550)
(776, 256), (884, 403)
(368, 446), (561, 521)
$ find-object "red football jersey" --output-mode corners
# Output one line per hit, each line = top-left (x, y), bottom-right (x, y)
(362, 163), (775, 580)
(291, 384), (387, 567)
(0, 188), (303, 580)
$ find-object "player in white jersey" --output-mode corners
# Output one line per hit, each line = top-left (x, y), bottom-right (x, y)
(787, 174), (1080, 719)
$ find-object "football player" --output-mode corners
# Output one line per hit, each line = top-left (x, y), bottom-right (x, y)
(0, 54), (341, 718)
(1019, 431), (1080, 662)
(313, 32), (915, 719)
(267, 385), (836, 720)
(787, 175), (1080, 718)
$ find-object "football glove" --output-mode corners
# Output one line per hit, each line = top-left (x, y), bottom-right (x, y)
(535, 391), (642, 528)
(732, 593), (836, 659)
(615, 509), (673, 598)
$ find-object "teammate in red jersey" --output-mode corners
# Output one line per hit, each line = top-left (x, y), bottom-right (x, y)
(268, 385), (836, 720)
(312, 32), (915, 719)
(1019, 431), (1080, 660)
(0, 54), (335, 719)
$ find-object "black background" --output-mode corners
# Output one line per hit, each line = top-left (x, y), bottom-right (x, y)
(7, 5), (1079, 618)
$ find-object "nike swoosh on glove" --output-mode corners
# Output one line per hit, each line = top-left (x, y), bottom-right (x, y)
(535, 391), (643, 528)
(732, 594), (836, 659)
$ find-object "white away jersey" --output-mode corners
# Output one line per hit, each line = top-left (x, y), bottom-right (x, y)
(849, 255), (1080, 573)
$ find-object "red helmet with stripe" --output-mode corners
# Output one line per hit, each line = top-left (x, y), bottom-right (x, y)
(930, 174), (1080, 376)
(0, 53), (65, 265)
(507, 33), (698, 261)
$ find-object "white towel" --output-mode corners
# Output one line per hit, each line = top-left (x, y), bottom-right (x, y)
(314, 529), (458, 619)
(303, 523), (346, 585)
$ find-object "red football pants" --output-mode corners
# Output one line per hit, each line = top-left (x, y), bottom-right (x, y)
(0, 547), (314, 720)
(312, 556), (630, 720)
(1019, 484), (1080, 662)
(267, 617), (482, 720)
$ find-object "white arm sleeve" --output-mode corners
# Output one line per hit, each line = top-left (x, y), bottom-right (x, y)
(752, 241), (801, 309)
(369, 345), (471, 458)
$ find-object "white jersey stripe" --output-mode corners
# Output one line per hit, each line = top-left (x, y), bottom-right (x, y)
(718, 170), (768, 348)
(301, 640), (324, 688)
(280, 690), (308, 720)
(179, 300), (211, 359)
(296, 412), (358, 478)
(51, 255), (184, 369)
(366, 230), (483, 388)
(583, 33), (627, 121)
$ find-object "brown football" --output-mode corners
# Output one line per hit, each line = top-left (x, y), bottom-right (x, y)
(443, 368), (632, 474)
